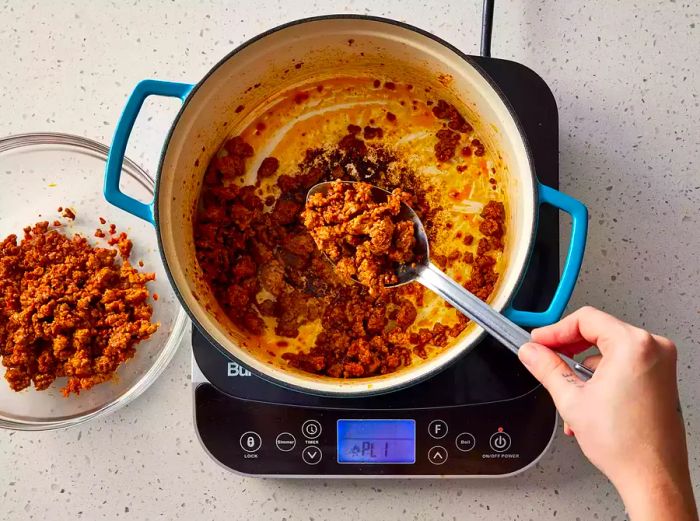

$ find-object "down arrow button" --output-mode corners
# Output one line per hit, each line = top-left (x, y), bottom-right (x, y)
(302, 446), (323, 465)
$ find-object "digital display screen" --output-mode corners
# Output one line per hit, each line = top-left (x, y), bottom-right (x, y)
(337, 419), (415, 464)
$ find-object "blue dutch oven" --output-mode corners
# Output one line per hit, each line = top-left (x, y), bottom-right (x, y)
(104, 15), (587, 396)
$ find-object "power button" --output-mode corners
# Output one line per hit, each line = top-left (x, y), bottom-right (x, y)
(489, 430), (511, 453)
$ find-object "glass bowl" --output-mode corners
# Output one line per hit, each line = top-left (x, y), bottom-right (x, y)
(0, 132), (188, 430)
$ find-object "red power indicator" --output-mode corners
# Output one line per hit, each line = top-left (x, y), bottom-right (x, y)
(497, 426), (504, 432)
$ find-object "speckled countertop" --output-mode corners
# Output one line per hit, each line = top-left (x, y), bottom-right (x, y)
(1, 1), (698, 520)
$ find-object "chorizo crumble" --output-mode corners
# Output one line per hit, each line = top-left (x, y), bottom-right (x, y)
(303, 181), (417, 296)
(194, 83), (506, 379)
(0, 216), (159, 395)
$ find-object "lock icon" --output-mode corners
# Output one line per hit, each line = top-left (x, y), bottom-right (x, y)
(240, 431), (262, 453)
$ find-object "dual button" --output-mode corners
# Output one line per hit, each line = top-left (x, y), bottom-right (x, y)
(427, 420), (510, 462)
(428, 419), (476, 452)
(239, 420), (322, 464)
(428, 420), (449, 465)
(302, 420), (323, 465)
(239, 432), (300, 453)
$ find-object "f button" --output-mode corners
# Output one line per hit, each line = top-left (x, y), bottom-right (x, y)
(428, 420), (448, 440)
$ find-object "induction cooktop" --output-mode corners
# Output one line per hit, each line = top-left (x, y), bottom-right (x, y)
(190, 51), (563, 477)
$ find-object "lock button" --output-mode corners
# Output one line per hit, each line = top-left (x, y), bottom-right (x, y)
(239, 431), (262, 453)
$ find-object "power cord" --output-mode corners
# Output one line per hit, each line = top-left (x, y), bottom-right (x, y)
(480, 0), (495, 57)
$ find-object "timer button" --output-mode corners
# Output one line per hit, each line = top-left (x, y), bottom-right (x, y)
(489, 430), (511, 453)
(455, 432), (476, 452)
(428, 419), (448, 440)
(428, 445), (448, 465)
(275, 432), (296, 452)
(302, 419), (322, 439)
(302, 446), (323, 465)
(240, 431), (262, 453)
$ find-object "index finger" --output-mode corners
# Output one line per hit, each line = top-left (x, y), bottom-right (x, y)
(531, 306), (628, 355)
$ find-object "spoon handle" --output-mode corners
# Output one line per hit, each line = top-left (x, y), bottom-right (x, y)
(417, 262), (594, 381)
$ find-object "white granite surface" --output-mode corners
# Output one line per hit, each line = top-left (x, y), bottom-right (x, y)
(1, 1), (698, 519)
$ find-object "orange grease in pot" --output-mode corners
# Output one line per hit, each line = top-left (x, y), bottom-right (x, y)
(193, 76), (507, 379)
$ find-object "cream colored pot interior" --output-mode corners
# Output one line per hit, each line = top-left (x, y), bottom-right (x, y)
(157, 18), (536, 394)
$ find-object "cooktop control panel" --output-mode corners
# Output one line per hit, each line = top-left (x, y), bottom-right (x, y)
(194, 383), (555, 476)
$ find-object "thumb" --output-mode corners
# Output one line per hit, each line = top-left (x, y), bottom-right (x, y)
(518, 342), (583, 411)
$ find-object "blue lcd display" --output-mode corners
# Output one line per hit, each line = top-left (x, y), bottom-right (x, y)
(337, 419), (416, 464)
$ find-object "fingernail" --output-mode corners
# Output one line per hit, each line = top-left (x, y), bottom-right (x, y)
(518, 343), (540, 366)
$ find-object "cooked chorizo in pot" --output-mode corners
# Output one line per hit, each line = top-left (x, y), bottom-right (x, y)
(194, 77), (507, 379)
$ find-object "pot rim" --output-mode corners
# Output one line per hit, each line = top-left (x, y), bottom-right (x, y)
(154, 14), (538, 397)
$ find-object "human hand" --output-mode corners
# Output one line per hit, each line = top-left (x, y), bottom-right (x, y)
(518, 306), (697, 521)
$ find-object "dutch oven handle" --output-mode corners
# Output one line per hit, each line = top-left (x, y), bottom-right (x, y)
(503, 183), (588, 327)
(104, 79), (194, 224)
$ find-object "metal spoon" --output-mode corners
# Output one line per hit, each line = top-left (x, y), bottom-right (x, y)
(307, 181), (594, 381)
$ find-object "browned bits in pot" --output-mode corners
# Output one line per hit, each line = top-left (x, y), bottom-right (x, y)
(62, 208), (76, 220)
(216, 136), (255, 180)
(432, 253), (447, 270)
(384, 81), (396, 90)
(481, 200), (505, 222)
(108, 223), (117, 235)
(434, 129), (460, 162)
(257, 157), (280, 181)
(0, 222), (158, 395)
(338, 133), (368, 163)
(447, 250), (461, 261)
(471, 138), (486, 157)
(52, 220), (61, 227)
(224, 137), (254, 158)
(373, 79), (381, 88)
(432, 99), (473, 133)
(479, 200), (505, 238)
(95, 228), (105, 238)
(386, 112), (397, 123)
(363, 126), (384, 140)
(460, 202), (506, 300)
(461, 146), (472, 157)
(271, 198), (302, 226)
(347, 124), (362, 135)
(99, 217), (107, 225)
(293, 91), (310, 104)
(235, 104), (244, 113)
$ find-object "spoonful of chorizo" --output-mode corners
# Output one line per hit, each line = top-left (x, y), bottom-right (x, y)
(304, 180), (593, 381)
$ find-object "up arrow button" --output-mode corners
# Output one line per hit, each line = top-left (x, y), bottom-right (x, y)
(428, 446), (448, 465)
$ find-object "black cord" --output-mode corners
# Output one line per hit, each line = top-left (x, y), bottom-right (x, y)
(480, 0), (495, 57)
